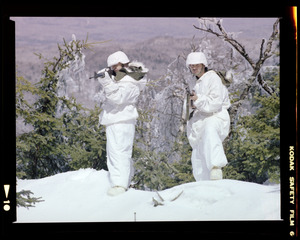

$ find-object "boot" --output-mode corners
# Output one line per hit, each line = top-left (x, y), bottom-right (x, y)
(107, 186), (126, 196)
(210, 167), (223, 180)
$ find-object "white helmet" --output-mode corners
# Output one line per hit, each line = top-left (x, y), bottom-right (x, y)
(107, 51), (130, 67)
(186, 52), (208, 68)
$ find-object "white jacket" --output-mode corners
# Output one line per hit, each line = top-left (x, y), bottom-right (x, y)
(98, 62), (147, 126)
(187, 70), (231, 148)
(193, 70), (230, 114)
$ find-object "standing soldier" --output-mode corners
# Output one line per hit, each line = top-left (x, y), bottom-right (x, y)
(97, 51), (148, 196)
(185, 52), (231, 181)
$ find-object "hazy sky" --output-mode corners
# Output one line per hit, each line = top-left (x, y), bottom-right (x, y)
(11, 17), (277, 47)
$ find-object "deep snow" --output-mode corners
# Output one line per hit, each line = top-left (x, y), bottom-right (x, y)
(17, 168), (281, 222)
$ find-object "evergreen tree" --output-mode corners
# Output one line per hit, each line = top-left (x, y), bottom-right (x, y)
(133, 108), (194, 190)
(16, 74), (69, 178)
(224, 70), (280, 183)
(132, 109), (175, 191)
(16, 36), (107, 179)
(16, 190), (44, 209)
(133, 146), (174, 191)
(170, 134), (194, 185)
(64, 105), (107, 171)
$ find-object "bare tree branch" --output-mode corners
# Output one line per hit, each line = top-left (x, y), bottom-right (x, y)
(193, 18), (280, 140)
(257, 74), (275, 96)
(259, 38), (265, 61)
(194, 19), (256, 68)
(193, 18), (279, 96)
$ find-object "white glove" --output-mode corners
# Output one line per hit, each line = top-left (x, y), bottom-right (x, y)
(97, 70), (113, 87)
(97, 70), (119, 96)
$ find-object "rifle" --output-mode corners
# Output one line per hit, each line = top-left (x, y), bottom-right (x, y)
(89, 68), (116, 80)
(185, 87), (196, 121)
(89, 71), (105, 80)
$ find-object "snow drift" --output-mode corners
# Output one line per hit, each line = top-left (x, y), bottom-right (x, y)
(17, 168), (280, 222)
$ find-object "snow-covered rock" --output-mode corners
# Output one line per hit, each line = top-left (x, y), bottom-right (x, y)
(17, 168), (280, 222)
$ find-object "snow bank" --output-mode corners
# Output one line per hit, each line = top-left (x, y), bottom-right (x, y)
(17, 168), (280, 222)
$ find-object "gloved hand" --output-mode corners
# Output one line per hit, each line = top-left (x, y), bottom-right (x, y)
(98, 70), (113, 87)
(97, 70), (119, 96)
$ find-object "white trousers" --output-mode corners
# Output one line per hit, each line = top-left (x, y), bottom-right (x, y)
(187, 110), (230, 181)
(106, 120), (135, 189)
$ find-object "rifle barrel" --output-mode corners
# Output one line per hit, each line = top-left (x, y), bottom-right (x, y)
(89, 71), (105, 79)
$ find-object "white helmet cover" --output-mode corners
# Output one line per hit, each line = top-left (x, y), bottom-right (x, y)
(107, 51), (130, 67)
(186, 52), (208, 68)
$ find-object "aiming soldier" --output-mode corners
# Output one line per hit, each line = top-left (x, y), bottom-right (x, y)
(97, 51), (148, 196)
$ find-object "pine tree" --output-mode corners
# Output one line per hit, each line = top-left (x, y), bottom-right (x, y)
(224, 70), (280, 183)
(16, 190), (44, 209)
(16, 74), (68, 178)
(64, 105), (107, 171)
(170, 134), (194, 185)
(132, 109), (175, 191)
(16, 36), (107, 179)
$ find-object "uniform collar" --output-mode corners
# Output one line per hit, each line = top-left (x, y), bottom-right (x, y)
(195, 70), (209, 81)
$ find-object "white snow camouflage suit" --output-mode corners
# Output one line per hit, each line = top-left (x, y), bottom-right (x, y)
(98, 62), (147, 189)
(187, 70), (231, 181)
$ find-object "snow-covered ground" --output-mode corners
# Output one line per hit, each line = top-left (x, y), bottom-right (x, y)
(17, 168), (281, 222)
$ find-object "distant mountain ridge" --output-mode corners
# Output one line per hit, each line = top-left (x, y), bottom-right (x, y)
(12, 17), (277, 47)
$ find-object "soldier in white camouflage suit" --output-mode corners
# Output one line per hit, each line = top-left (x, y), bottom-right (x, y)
(186, 52), (231, 181)
(97, 51), (147, 196)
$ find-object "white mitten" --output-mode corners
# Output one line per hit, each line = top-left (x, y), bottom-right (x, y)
(97, 70), (119, 96)
(98, 71), (113, 87)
